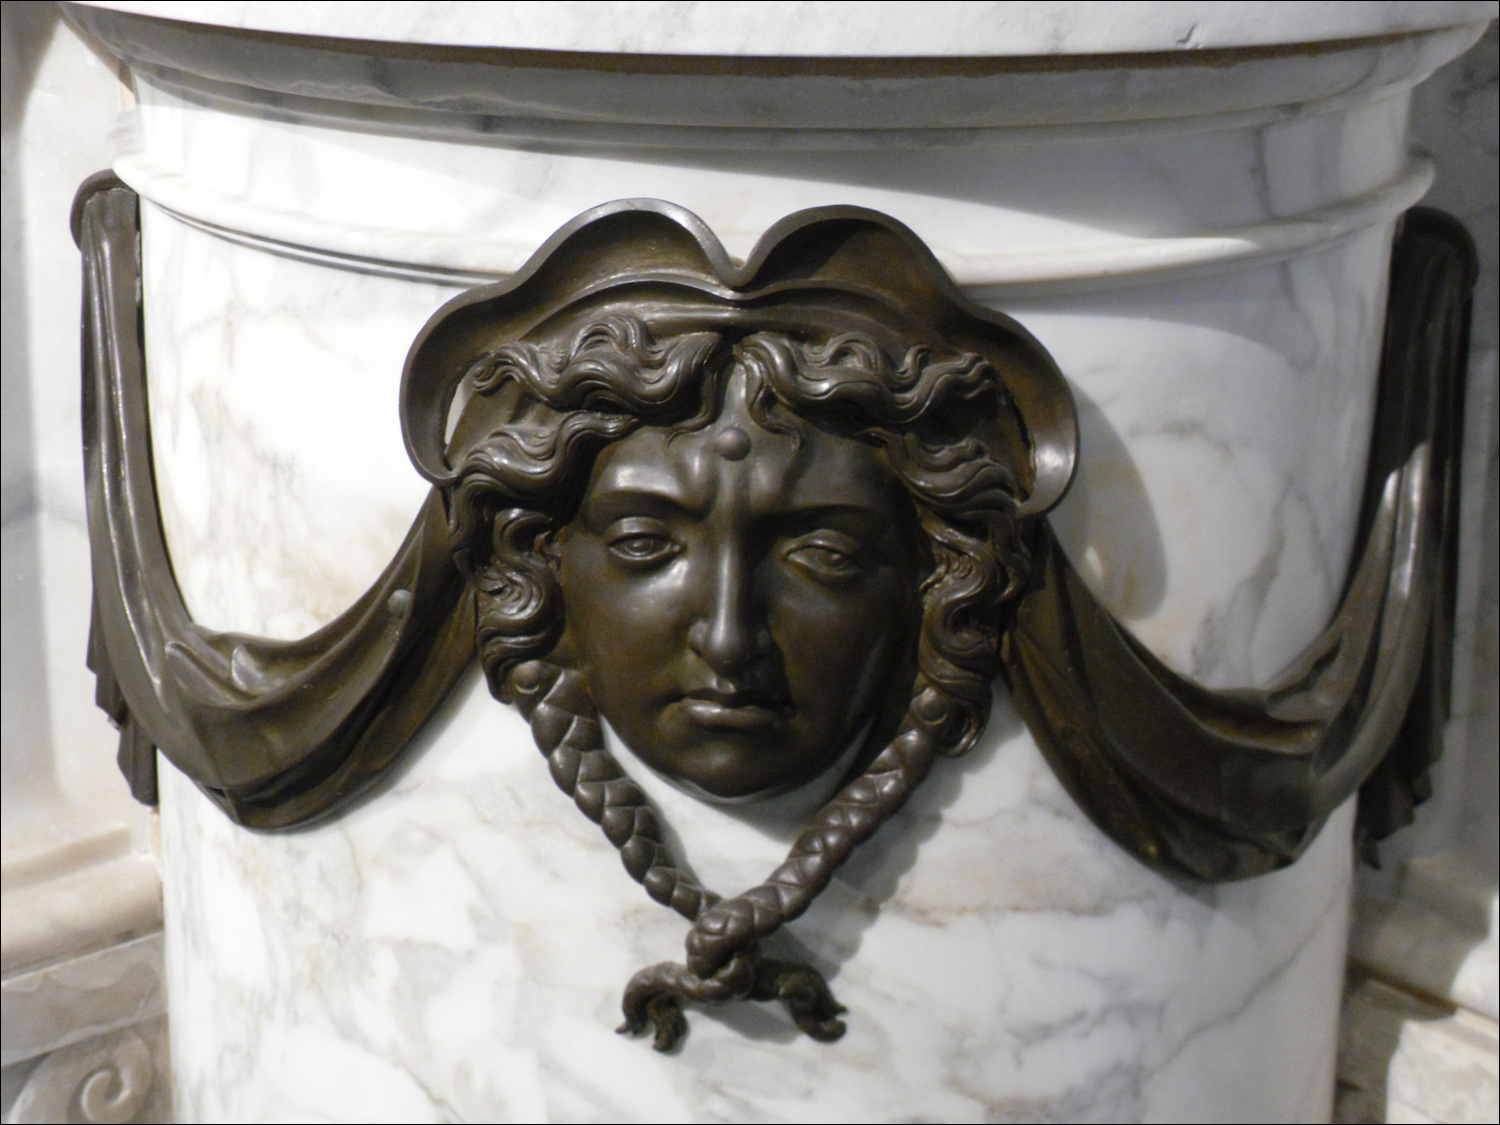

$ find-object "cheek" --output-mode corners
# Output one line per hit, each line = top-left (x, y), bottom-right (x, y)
(558, 540), (684, 665)
(558, 538), (614, 664)
(773, 575), (915, 700)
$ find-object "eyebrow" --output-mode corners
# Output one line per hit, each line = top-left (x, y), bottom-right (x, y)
(585, 488), (896, 536)
(584, 486), (708, 524)
(775, 503), (894, 533)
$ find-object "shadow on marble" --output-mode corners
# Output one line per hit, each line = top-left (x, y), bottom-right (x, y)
(278, 658), (485, 836)
(1045, 380), (1169, 621)
(1336, 969), (1499, 1125)
(786, 698), (1032, 982)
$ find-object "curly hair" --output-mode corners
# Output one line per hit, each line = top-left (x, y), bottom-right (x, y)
(446, 310), (1032, 1045)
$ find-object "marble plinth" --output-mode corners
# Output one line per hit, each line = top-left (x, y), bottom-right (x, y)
(68, 2), (1497, 1121)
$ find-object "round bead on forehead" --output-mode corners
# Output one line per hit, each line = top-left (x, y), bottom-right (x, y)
(713, 426), (752, 461)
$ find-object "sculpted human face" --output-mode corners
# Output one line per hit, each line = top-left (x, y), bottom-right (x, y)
(556, 372), (923, 802)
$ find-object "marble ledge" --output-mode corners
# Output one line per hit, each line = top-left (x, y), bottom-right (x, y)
(1336, 973), (1500, 1125)
(1350, 854), (1500, 1023)
(70, 1), (1500, 56)
(0, 816), (162, 980)
(114, 145), (1438, 294)
(1, 815), (168, 1098)
(0, 819), (134, 894)
(1, 932), (167, 1068)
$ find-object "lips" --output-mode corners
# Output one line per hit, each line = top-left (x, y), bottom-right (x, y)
(678, 687), (789, 731)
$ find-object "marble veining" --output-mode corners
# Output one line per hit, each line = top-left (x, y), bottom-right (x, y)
(140, 179), (1391, 1121)
(1020, 228), (1391, 686)
(138, 130), (1392, 1122)
(139, 204), (447, 638)
(115, 80), (1425, 287)
(110, 5), (1494, 1120)
(162, 668), (1354, 1123)
(73, 1), (1497, 56)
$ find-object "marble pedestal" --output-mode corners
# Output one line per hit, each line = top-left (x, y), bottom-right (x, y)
(68, 3), (1496, 1121)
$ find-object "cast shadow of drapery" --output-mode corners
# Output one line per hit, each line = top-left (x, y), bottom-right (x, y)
(1042, 380), (1169, 622)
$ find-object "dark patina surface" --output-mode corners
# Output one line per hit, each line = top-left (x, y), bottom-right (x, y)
(76, 179), (1475, 1047)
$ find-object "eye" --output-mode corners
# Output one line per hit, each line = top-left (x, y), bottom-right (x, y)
(605, 520), (679, 568)
(784, 535), (865, 583)
(611, 535), (675, 562)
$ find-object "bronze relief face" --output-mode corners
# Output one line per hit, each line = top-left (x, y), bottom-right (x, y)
(557, 363), (924, 802)
(395, 202), (1080, 1047)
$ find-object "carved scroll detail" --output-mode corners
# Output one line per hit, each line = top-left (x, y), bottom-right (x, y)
(7, 1026), (162, 1124)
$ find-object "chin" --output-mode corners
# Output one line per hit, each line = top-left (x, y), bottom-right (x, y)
(658, 739), (843, 805)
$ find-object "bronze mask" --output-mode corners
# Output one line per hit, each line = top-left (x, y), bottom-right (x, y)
(399, 202), (1076, 1047)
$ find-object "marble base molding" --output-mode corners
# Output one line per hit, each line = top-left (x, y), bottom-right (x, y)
(3, 1018), (171, 1125)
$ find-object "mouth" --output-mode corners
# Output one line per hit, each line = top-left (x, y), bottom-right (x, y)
(678, 687), (789, 731)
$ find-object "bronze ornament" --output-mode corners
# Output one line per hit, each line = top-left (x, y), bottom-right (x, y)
(76, 175), (1475, 1049)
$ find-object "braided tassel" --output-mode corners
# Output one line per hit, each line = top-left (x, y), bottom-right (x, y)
(617, 709), (939, 1050)
(685, 687), (946, 979)
(508, 660), (718, 921)
(510, 661), (945, 1051)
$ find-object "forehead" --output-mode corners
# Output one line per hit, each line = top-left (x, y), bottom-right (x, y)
(583, 414), (907, 519)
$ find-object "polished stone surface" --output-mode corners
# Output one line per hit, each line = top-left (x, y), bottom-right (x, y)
(116, 74), (1436, 284)
(161, 677), (1356, 1123)
(73, 1), (1500, 55)
(146, 182), (1388, 1124)
(102, 4), (1497, 1121)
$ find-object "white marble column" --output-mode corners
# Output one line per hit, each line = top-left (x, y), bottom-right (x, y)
(65, 3), (1496, 1121)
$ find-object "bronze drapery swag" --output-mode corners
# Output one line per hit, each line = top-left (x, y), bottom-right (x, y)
(77, 174), (1475, 881)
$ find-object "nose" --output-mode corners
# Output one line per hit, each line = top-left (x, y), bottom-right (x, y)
(687, 545), (770, 677)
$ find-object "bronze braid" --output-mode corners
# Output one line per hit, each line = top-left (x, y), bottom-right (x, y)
(506, 652), (948, 1050)
(507, 658), (718, 922)
(685, 685), (947, 977)
(615, 683), (950, 1049)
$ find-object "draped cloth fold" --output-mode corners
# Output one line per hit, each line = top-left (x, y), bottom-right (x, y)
(78, 176), (474, 830)
(1002, 208), (1474, 878)
(78, 173), (1474, 876)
